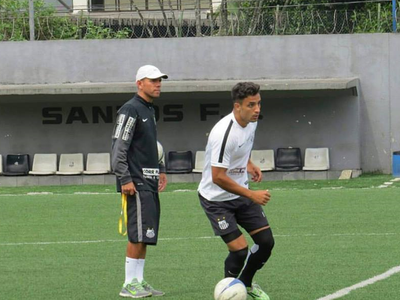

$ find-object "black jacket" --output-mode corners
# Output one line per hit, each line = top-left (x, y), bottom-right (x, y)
(111, 94), (165, 192)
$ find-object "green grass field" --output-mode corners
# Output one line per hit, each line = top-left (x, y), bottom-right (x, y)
(1, 175), (399, 300)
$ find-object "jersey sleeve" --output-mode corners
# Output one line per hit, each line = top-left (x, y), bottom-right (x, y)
(111, 105), (138, 185)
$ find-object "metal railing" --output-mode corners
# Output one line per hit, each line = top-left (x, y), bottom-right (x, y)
(0, 0), (398, 41)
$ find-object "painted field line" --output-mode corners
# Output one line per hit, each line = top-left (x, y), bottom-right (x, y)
(317, 265), (400, 300)
(0, 192), (117, 197)
(0, 239), (125, 246)
(0, 236), (219, 246)
(276, 232), (397, 238)
(0, 232), (397, 247)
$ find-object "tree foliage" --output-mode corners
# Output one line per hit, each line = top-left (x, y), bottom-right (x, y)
(0, 0), (132, 40)
(215, 0), (397, 35)
(0, 0), (398, 40)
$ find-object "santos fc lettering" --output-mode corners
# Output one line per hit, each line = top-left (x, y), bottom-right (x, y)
(42, 104), (221, 124)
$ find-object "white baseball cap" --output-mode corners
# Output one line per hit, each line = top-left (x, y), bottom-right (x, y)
(136, 65), (168, 81)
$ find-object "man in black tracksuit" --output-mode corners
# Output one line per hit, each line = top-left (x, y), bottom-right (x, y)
(111, 65), (168, 298)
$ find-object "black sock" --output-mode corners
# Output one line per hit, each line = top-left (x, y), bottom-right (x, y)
(224, 247), (248, 278)
(239, 229), (274, 287)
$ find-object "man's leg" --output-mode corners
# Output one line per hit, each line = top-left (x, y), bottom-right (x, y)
(120, 191), (153, 298)
(222, 229), (248, 278)
(125, 242), (147, 284)
(199, 194), (247, 280)
(127, 241), (147, 258)
(239, 226), (274, 288)
(120, 241), (151, 298)
(124, 191), (164, 297)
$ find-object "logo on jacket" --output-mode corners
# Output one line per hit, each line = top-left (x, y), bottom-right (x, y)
(146, 228), (155, 238)
(113, 114), (126, 139)
(142, 168), (160, 180)
(122, 116), (136, 141)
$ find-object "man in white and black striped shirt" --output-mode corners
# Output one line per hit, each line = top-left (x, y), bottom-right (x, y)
(198, 82), (274, 300)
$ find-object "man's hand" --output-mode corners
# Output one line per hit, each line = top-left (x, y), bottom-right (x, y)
(121, 182), (136, 195)
(158, 173), (167, 192)
(247, 161), (262, 182)
(249, 190), (271, 206)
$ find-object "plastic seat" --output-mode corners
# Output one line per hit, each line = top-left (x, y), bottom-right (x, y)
(303, 148), (330, 171)
(275, 148), (302, 171)
(29, 154), (57, 175)
(3, 154), (30, 176)
(83, 153), (111, 175)
(56, 153), (84, 175)
(166, 151), (193, 174)
(192, 151), (205, 173)
(251, 150), (275, 171)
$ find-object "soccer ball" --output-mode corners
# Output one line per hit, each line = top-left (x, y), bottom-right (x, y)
(214, 277), (247, 300)
(157, 141), (165, 165)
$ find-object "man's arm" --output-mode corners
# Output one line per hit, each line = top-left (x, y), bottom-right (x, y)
(212, 166), (270, 205)
(158, 173), (167, 192)
(157, 146), (167, 192)
(247, 159), (262, 183)
(111, 106), (138, 195)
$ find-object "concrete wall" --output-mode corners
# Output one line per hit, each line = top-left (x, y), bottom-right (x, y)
(0, 34), (398, 173)
(389, 36), (400, 172)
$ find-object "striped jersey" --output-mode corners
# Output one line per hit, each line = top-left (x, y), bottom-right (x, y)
(198, 112), (257, 201)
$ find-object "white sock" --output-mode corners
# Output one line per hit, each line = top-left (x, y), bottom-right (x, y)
(124, 257), (139, 285)
(136, 259), (145, 283)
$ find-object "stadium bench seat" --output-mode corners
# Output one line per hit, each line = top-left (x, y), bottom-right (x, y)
(303, 148), (330, 171)
(3, 154), (30, 176)
(29, 153), (57, 175)
(251, 150), (275, 171)
(166, 151), (193, 174)
(0, 154), (2, 175)
(83, 153), (111, 175)
(192, 151), (205, 173)
(56, 153), (84, 175)
(275, 147), (302, 171)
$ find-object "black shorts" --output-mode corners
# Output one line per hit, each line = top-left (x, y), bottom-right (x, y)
(127, 190), (160, 245)
(199, 193), (269, 236)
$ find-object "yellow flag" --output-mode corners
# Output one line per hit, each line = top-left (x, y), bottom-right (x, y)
(118, 194), (128, 236)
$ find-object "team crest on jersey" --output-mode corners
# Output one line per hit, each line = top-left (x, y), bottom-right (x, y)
(217, 217), (229, 230)
(146, 228), (155, 238)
